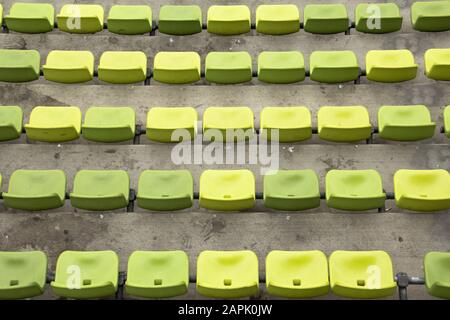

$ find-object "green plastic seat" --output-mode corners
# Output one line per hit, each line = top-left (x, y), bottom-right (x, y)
(153, 52), (201, 84)
(318, 106), (372, 142)
(205, 52), (252, 84)
(257, 51), (305, 84)
(158, 5), (202, 35)
(304, 4), (349, 34)
(310, 51), (359, 83)
(411, 1), (450, 31)
(266, 250), (329, 298)
(355, 3), (402, 34)
(378, 105), (436, 141)
(70, 170), (130, 211)
(146, 107), (197, 142)
(425, 48), (450, 80)
(366, 50), (418, 83)
(57, 4), (104, 34)
(0, 251), (47, 300)
(107, 5), (152, 35)
(264, 170), (320, 211)
(203, 107), (254, 142)
(199, 170), (255, 211)
(3, 170), (66, 211)
(0, 49), (40, 83)
(197, 250), (259, 298)
(5, 3), (54, 33)
(126, 251), (189, 298)
(82, 107), (136, 142)
(326, 169), (386, 211)
(394, 169), (450, 212)
(137, 170), (193, 211)
(98, 51), (147, 84)
(424, 252), (450, 299)
(329, 250), (397, 299)
(445, 106), (450, 137)
(43, 50), (94, 84)
(51, 251), (119, 299)
(0, 106), (23, 141)
(256, 5), (300, 35)
(207, 5), (250, 35)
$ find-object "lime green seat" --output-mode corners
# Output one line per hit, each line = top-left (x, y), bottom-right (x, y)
(196, 250), (259, 298)
(310, 51), (359, 83)
(256, 5), (300, 35)
(3, 170), (66, 211)
(205, 52), (252, 84)
(257, 51), (305, 84)
(0, 251), (47, 300)
(318, 106), (372, 142)
(264, 170), (320, 211)
(153, 52), (201, 84)
(98, 51), (147, 84)
(304, 4), (349, 34)
(82, 107), (136, 142)
(57, 4), (104, 34)
(0, 5), (2, 25)
(394, 169), (450, 212)
(158, 5), (202, 35)
(126, 251), (189, 298)
(424, 252), (450, 299)
(355, 3), (402, 34)
(199, 170), (255, 211)
(260, 106), (311, 142)
(25, 106), (82, 142)
(70, 170), (130, 211)
(107, 5), (152, 35)
(43, 50), (94, 84)
(329, 250), (397, 299)
(0, 49), (40, 83)
(207, 5), (250, 35)
(445, 106), (450, 137)
(411, 1), (450, 31)
(51, 251), (119, 299)
(425, 48), (450, 80)
(266, 250), (329, 298)
(366, 50), (418, 83)
(0, 106), (23, 141)
(203, 107), (254, 142)
(146, 107), (197, 142)
(378, 105), (436, 141)
(137, 170), (193, 211)
(5, 3), (54, 33)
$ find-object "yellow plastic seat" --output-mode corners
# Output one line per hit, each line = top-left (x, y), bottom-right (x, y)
(445, 106), (450, 138)
(146, 107), (197, 142)
(153, 52), (201, 84)
(425, 48), (450, 81)
(207, 5), (251, 35)
(57, 4), (104, 34)
(98, 51), (147, 84)
(43, 50), (94, 84)
(203, 107), (254, 142)
(366, 50), (418, 83)
(256, 5), (300, 35)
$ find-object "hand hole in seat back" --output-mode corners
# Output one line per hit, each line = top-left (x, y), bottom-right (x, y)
(224, 279), (232, 286)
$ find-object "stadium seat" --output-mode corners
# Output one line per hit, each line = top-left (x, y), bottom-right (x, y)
(196, 250), (259, 298)
(107, 5), (152, 35)
(153, 52), (201, 84)
(266, 250), (329, 298)
(378, 105), (436, 141)
(57, 4), (104, 34)
(207, 5), (250, 35)
(5, 3), (54, 33)
(394, 169), (450, 211)
(203, 106), (254, 142)
(263, 170), (320, 211)
(257, 51), (305, 84)
(355, 3), (402, 34)
(98, 51), (147, 84)
(25, 106), (82, 142)
(366, 50), (418, 83)
(43, 50), (94, 84)
(0, 106), (23, 141)
(137, 170), (193, 211)
(310, 51), (359, 83)
(318, 106), (372, 142)
(304, 4), (349, 34)
(3, 170), (66, 211)
(51, 251), (119, 299)
(205, 52), (252, 84)
(199, 170), (255, 211)
(146, 107), (197, 142)
(0, 251), (47, 299)
(255, 5), (300, 35)
(445, 106), (450, 137)
(326, 170), (386, 211)
(424, 251), (450, 299)
(411, 1), (450, 32)
(126, 251), (189, 298)
(425, 48), (450, 80)
(0, 49), (40, 82)
(70, 170), (130, 211)
(260, 106), (311, 142)
(158, 5), (202, 35)
(0, 5), (2, 25)
(82, 107), (136, 142)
